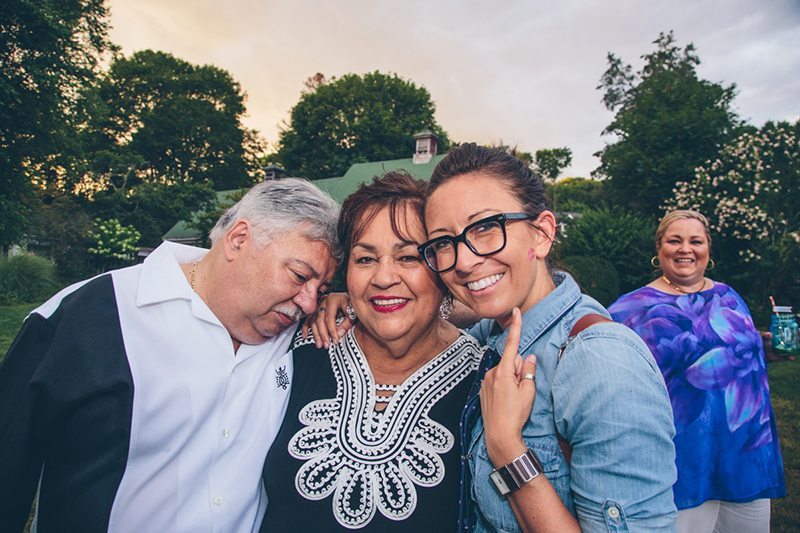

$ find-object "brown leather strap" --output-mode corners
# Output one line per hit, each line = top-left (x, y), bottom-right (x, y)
(557, 313), (612, 464)
(571, 313), (612, 336)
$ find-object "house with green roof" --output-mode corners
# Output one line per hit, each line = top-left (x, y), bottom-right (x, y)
(163, 131), (444, 245)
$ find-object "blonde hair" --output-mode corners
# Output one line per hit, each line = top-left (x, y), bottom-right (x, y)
(655, 210), (711, 249)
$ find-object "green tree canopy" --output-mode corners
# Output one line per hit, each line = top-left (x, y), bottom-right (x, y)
(595, 31), (741, 216)
(79, 50), (264, 192)
(534, 147), (572, 182)
(547, 177), (608, 213)
(0, 0), (114, 249)
(275, 71), (450, 179)
(90, 181), (217, 248)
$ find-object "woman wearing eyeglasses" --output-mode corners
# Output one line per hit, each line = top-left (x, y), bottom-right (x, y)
(312, 144), (678, 532)
(421, 143), (677, 532)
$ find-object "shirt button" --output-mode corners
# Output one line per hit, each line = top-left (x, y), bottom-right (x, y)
(607, 506), (620, 519)
(222, 429), (231, 438)
(213, 496), (224, 506)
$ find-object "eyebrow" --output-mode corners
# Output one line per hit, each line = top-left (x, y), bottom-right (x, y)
(289, 259), (322, 279)
(428, 208), (499, 235)
(352, 241), (420, 253)
(666, 233), (706, 239)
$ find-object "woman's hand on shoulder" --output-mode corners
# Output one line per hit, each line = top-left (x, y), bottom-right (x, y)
(480, 307), (538, 467)
(302, 293), (355, 348)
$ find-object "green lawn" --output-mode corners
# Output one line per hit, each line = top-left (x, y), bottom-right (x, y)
(0, 303), (797, 528)
(0, 303), (35, 362)
(769, 358), (800, 531)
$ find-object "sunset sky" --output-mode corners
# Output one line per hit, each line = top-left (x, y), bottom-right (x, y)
(107, 0), (800, 177)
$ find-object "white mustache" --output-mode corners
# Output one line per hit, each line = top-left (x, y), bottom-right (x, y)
(274, 305), (303, 322)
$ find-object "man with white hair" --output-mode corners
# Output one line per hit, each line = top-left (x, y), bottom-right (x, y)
(0, 178), (340, 532)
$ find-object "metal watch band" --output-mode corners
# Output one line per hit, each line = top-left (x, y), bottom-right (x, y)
(489, 448), (543, 496)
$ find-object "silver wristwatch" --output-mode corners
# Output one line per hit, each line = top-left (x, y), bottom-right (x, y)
(489, 448), (543, 496)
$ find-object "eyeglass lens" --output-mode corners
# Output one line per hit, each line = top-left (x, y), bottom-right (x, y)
(424, 218), (506, 272)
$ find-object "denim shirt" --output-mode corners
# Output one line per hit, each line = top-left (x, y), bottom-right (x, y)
(460, 272), (677, 532)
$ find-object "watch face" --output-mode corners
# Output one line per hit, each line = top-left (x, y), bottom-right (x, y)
(489, 470), (512, 496)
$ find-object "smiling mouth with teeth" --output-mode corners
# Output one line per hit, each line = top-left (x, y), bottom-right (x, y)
(371, 298), (408, 306)
(467, 273), (504, 291)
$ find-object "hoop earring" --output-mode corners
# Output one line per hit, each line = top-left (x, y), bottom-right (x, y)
(439, 294), (454, 320)
(707, 258), (715, 270)
(650, 256), (661, 268)
(345, 302), (357, 321)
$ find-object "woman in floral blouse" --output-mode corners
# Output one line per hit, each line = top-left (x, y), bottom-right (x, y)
(609, 209), (785, 533)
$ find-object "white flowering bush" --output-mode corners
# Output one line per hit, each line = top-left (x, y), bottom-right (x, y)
(667, 120), (799, 261)
(88, 218), (141, 270)
(665, 120), (800, 320)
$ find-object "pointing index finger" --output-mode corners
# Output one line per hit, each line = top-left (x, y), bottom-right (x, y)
(499, 307), (522, 372)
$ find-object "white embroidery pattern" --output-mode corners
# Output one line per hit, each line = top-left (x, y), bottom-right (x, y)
(289, 331), (481, 529)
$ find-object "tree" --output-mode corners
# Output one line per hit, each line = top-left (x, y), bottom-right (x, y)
(667, 120), (800, 320)
(275, 72), (450, 179)
(534, 147), (572, 182)
(595, 31), (741, 216)
(72, 50), (258, 247)
(90, 181), (217, 247)
(547, 177), (608, 213)
(79, 50), (264, 192)
(25, 192), (95, 282)
(0, 0), (114, 250)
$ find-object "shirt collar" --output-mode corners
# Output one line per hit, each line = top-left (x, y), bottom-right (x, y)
(136, 241), (208, 307)
(486, 271), (581, 354)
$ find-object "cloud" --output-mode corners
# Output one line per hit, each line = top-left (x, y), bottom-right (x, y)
(108, 0), (800, 176)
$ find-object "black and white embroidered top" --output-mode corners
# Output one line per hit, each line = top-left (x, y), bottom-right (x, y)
(261, 327), (483, 531)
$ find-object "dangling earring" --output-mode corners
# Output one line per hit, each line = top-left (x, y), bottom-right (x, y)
(345, 302), (358, 321)
(707, 258), (716, 270)
(439, 294), (454, 320)
(650, 256), (661, 268)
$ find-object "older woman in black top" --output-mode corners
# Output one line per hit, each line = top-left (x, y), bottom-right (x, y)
(260, 171), (484, 531)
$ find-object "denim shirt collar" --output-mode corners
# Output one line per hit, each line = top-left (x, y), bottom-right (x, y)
(485, 271), (581, 355)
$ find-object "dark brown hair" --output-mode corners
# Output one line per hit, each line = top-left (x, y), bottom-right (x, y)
(428, 142), (551, 217)
(338, 170), (428, 280)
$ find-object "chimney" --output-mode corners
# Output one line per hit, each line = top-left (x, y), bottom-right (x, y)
(412, 130), (438, 164)
(262, 164), (287, 181)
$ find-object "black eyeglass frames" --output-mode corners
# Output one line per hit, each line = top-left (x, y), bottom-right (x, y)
(417, 212), (535, 273)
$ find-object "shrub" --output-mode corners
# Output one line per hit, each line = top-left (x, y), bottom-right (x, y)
(560, 255), (620, 307)
(0, 254), (59, 305)
(88, 218), (141, 272)
(558, 207), (656, 294)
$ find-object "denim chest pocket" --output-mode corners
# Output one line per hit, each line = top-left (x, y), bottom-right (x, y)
(471, 436), (568, 533)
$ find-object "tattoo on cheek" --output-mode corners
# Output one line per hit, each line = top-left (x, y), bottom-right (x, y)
(528, 248), (536, 261)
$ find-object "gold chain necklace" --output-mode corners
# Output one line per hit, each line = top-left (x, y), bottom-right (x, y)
(189, 259), (200, 292)
(662, 275), (705, 294)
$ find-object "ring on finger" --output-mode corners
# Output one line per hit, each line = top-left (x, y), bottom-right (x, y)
(523, 372), (535, 381)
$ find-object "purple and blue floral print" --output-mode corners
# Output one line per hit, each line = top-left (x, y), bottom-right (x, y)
(610, 283), (785, 509)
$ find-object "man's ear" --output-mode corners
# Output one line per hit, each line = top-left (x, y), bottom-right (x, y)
(223, 219), (249, 261)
